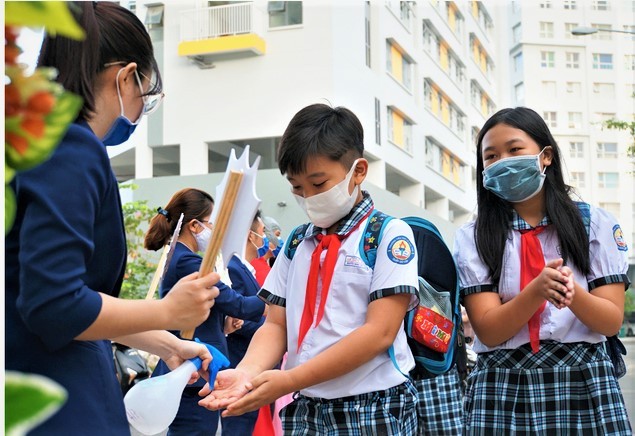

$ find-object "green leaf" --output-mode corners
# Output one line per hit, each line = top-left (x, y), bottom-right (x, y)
(5, 1), (85, 40)
(5, 91), (83, 171)
(5, 185), (16, 234)
(5, 371), (67, 436)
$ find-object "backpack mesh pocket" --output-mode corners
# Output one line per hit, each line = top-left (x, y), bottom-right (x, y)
(411, 277), (454, 353)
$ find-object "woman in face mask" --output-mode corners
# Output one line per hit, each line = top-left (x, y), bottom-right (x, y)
(454, 107), (631, 434)
(145, 188), (266, 436)
(5, 3), (220, 435)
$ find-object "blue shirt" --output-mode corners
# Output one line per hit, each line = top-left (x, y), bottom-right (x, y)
(5, 121), (128, 435)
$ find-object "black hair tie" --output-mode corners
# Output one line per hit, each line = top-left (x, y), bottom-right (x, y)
(157, 207), (171, 222)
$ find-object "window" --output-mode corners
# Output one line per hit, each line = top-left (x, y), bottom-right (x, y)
(563, 0), (577, 9)
(387, 107), (413, 153)
(569, 142), (584, 158)
(540, 22), (554, 38)
(514, 82), (525, 102)
(543, 111), (557, 128)
(566, 81), (581, 96)
(597, 142), (618, 158)
(592, 0), (610, 10)
(145, 4), (164, 27)
(570, 172), (585, 188)
(512, 24), (521, 44)
(566, 52), (580, 69)
(542, 81), (556, 96)
(365, 2), (371, 68)
(268, 1), (302, 28)
(593, 53), (613, 70)
(425, 138), (464, 187)
(374, 98), (381, 145)
(541, 51), (555, 68)
(625, 55), (635, 71)
(565, 23), (579, 39)
(386, 41), (413, 90)
(128, 0), (137, 13)
(624, 25), (635, 40)
(593, 82), (615, 98)
(540, 1), (552, 8)
(568, 112), (582, 129)
(594, 112), (616, 125)
(591, 24), (612, 40)
(598, 172), (618, 189)
(513, 52), (523, 72)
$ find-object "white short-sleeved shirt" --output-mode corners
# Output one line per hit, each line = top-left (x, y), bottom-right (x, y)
(259, 207), (419, 399)
(454, 205), (630, 353)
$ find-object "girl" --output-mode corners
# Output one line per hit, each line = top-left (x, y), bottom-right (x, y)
(5, 3), (219, 434)
(454, 107), (631, 434)
(145, 188), (266, 436)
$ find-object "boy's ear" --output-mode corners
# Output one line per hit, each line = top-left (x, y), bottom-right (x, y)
(352, 158), (368, 185)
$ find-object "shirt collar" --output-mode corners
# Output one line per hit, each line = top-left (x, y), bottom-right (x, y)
(307, 190), (374, 238)
(511, 209), (551, 231)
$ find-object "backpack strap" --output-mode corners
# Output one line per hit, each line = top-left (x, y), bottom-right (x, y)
(359, 209), (394, 269)
(574, 201), (591, 237)
(284, 223), (310, 261)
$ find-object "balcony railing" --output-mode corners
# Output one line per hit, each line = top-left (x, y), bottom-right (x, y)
(180, 3), (258, 42)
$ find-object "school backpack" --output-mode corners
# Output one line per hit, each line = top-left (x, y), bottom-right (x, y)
(284, 209), (464, 378)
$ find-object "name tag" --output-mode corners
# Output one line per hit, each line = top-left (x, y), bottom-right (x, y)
(344, 255), (365, 268)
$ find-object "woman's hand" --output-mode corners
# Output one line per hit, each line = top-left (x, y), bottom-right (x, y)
(162, 339), (213, 385)
(224, 317), (244, 335)
(160, 271), (220, 330)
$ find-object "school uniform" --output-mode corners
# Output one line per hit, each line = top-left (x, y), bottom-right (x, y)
(258, 192), (420, 435)
(155, 243), (265, 436)
(454, 206), (632, 435)
(6, 121), (129, 435)
(412, 367), (463, 435)
(221, 255), (265, 436)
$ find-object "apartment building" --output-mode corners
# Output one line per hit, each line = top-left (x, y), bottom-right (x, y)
(499, 0), (635, 269)
(111, 0), (506, 237)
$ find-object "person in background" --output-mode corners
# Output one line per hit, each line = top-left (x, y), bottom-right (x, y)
(199, 104), (420, 435)
(455, 107), (631, 434)
(144, 188), (266, 436)
(248, 211), (273, 286)
(263, 216), (285, 267)
(5, 3), (219, 434)
(222, 211), (269, 435)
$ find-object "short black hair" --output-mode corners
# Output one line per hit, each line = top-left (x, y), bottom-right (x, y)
(277, 104), (364, 175)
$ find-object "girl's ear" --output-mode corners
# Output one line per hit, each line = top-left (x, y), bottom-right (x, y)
(542, 146), (554, 168)
(188, 219), (200, 234)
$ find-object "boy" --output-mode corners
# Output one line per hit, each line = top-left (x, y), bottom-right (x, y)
(199, 104), (420, 434)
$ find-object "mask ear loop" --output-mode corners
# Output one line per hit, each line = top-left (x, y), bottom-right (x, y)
(538, 146), (551, 175)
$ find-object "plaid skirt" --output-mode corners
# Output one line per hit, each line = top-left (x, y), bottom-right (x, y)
(280, 381), (418, 435)
(413, 367), (463, 436)
(463, 341), (631, 435)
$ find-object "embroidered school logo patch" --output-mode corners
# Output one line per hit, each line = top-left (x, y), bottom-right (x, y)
(613, 225), (628, 251)
(344, 255), (365, 268)
(387, 236), (415, 264)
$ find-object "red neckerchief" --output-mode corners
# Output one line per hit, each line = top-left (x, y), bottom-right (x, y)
(519, 226), (546, 353)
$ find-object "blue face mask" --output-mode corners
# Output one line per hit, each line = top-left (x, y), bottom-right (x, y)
(272, 237), (284, 257)
(251, 231), (270, 258)
(482, 148), (549, 203)
(102, 68), (141, 146)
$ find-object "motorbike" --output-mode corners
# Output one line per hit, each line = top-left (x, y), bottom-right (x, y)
(112, 342), (151, 395)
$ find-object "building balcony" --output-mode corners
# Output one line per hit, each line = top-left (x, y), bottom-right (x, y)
(178, 3), (266, 68)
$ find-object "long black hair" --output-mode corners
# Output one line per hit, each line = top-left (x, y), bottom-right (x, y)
(475, 107), (590, 285)
(37, 1), (162, 120)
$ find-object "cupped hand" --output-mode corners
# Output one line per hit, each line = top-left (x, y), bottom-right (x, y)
(161, 271), (220, 330)
(198, 369), (252, 411)
(220, 369), (294, 417)
(533, 259), (573, 309)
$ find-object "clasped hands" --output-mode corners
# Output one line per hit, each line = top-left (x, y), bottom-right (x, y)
(535, 258), (575, 309)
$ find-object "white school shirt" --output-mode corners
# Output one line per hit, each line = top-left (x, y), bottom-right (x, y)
(454, 205), (630, 354)
(260, 217), (419, 399)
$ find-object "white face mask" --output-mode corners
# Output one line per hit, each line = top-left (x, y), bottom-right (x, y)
(293, 159), (360, 228)
(192, 222), (212, 253)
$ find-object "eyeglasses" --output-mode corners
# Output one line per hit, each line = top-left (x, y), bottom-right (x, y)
(103, 61), (164, 116)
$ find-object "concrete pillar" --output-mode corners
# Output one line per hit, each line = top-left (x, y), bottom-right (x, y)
(180, 141), (209, 175)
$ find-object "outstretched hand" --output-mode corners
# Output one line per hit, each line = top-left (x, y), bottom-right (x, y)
(198, 368), (252, 411)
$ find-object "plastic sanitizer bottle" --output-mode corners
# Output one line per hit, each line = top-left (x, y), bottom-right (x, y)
(124, 339), (230, 435)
